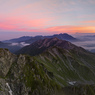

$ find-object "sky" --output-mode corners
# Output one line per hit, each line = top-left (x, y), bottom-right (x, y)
(0, 0), (95, 40)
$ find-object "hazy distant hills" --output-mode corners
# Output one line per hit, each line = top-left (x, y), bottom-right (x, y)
(3, 36), (32, 43)
(3, 33), (77, 44)
(0, 41), (23, 53)
(0, 41), (9, 46)
(25, 33), (77, 44)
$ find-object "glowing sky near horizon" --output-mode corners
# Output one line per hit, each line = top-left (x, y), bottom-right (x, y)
(0, 0), (95, 36)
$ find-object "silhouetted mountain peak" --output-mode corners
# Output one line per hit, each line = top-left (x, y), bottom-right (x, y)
(4, 33), (77, 44)
(34, 37), (73, 48)
(36, 37), (60, 48)
(50, 37), (59, 40)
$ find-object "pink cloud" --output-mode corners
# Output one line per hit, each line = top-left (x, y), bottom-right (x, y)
(0, 18), (95, 34)
(0, 23), (18, 30)
(0, 15), (53, 32)
(46, 25), (95, 33)
(81, 20), (95, 23)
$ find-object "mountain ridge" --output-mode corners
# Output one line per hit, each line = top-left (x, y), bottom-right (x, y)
(15, 37), (86, 56)
(3, 33), (77, 44)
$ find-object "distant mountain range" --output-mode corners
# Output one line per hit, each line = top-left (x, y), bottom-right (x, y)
(3, 36), (32, 43)
(3, 33), (78, 44)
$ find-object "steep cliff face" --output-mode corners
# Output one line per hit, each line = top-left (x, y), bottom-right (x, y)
(0, 49), (61, 95)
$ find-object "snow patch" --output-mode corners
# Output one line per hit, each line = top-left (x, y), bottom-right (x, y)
(6, 83), (13, 95)
(20, 42), (30, 46)
(69, 81), (76, 85)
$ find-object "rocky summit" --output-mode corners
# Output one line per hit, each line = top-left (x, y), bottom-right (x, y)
(0, 38), (95, 95)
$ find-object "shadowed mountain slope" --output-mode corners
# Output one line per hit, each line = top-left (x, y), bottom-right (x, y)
(16, 37), (83, 56)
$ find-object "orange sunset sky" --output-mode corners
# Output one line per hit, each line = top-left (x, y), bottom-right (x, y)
(0, 0), (95, 40)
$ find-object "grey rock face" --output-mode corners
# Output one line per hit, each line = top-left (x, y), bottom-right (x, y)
(0, 49), (30, 95)
(0, 49), (58, 95)
(0, 49), (16, 77)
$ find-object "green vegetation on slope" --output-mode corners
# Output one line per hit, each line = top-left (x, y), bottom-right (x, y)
(35, 46), (95, 86)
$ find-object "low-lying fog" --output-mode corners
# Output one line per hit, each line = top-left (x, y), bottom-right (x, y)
(73, 40), (95, 50)
(10, 42), (30, 47)
(72, 34), (95, 52)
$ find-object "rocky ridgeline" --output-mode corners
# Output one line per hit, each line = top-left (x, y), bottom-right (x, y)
(0, 49), (60, 95)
